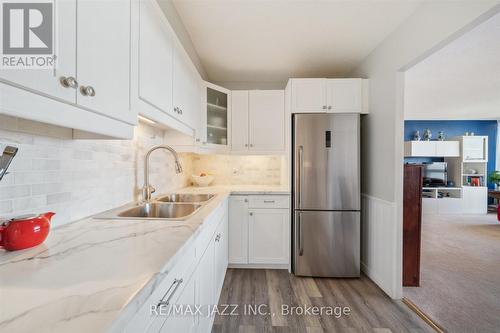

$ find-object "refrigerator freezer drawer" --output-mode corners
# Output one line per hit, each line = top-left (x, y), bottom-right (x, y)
(294, 210), (360, 277)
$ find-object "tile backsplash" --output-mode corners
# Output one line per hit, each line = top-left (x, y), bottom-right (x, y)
(0, 119), (286, 228)
(191, 154), (284, 185)
(0, 122), (193, 227)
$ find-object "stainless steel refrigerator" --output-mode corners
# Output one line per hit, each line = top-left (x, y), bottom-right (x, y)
(292, 113), (360, 277)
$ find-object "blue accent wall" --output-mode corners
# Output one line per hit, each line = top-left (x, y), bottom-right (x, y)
(404, 120), (498, 189)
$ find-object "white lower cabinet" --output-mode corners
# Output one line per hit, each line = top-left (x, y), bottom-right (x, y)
(196, 238), (215, 333)
(157, 272), (197, 333)
(123, 198), (228, 333)
(462, 186), (488, 214)
(228, 195), (290, 267)
(248, 209), (289, 264)
(228, 196), (249, 264)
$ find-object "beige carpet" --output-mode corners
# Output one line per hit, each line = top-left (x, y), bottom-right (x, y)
(404, 213), (500, 333)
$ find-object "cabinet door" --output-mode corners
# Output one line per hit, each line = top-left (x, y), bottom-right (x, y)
(0, 0), (76, 103)
(435, 141), (460, 157)
(463, 136), (487, 161)
(248, 90), (285, 152)
(206, 83), (230, 147)
(408, 141), (436, 157)
(228, 196), (248, 264)
(173, 43), (200, 129)
(157, 273), (197, 333)
(462, 186), (488, 214)
(248, 209), (289, 265)
(326, 79), (362, 113)
(231, 91), (249, 151)
(197, 241), (215, 333)
(214, 214), (228, 296)
(138, 0), (173, 117)
(77, 0), (133, 124)
(291, 79), (327, 113)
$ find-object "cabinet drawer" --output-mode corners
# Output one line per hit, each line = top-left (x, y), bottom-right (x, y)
(248, 195), (290, 209)
(124, 244), (196, 333)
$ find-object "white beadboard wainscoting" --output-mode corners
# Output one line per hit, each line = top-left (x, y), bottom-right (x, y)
(361, 193), (401, 299)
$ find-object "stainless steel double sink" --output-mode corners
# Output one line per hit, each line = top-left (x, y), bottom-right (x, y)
(95, 193), (215, 221)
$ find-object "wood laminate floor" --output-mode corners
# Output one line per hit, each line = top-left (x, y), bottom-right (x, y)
(213, 269), (433, 333)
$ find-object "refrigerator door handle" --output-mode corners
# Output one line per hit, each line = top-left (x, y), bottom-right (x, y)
(297, 212), (304, 256)
(297, 145), (304, 208)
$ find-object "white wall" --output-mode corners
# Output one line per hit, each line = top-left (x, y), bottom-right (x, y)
(405, 12), (500, 120)
(350, 1), (500, 299)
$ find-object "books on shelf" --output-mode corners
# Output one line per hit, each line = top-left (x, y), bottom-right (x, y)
(464, 176), (484, 187)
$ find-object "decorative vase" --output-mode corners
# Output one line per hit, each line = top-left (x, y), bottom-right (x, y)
(413, 130), (421, 141)
(423, 128), (432, 141)
(438, 131), (445, 141)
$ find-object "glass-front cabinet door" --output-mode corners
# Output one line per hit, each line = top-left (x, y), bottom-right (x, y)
(204, 82), (231, 149)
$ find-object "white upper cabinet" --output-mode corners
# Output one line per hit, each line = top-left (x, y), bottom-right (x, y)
(404, 141), (460, 157)
(327, 79), (362, 113)
(173, 41), (201, 130)
(131, 0), (201, 137)
(248, 90), (285, 152)
(205, 82), (231, 149)
(231, 91), (249, 151)
(0, 0), (135, 138)
(231, 90), (285, 153)
(77, 0), (133, 124)
(0, 0), (76, 103)
(289, 78), (368, 114)
(137, 0), (174, 117)
(462, 136), (488, 161)
(291, 79), (327, 113)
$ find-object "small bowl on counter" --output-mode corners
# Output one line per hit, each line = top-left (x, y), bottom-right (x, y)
(191, 174), (215, 187)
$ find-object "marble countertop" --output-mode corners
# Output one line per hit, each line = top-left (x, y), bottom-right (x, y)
(0, 185), (289, 333)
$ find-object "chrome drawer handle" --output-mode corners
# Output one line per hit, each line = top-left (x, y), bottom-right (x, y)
(158, 278), (183, 306)
(60, 76), (78, 89)
(263, 200), (275, 203)
(80, 85), (95, 97)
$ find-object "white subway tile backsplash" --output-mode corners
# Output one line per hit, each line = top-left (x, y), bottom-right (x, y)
(0, 123), (193, 226)
(0, 200), (13, 214)
(0, 185), (31, 200)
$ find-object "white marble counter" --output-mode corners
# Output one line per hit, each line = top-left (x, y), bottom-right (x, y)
(0, 185), (289, 333)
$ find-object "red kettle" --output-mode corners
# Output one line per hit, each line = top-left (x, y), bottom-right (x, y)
(0, 212), (55, 251)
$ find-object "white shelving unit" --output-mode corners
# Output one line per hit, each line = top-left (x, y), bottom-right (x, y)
(444, 135), (489, 215)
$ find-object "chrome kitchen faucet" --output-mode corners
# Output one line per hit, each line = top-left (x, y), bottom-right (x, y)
(142, 145), (183, 202)
(0, 146), (18, 182)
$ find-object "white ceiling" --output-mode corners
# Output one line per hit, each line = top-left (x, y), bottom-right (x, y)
(404, 11), (500, 120)
(172, 0), (422, 85)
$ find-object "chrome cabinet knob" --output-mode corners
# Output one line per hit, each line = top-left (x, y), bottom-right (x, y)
(60, 76), (78, 89)
(322, 105), (327, 109)
(244, 144), (248, 147)
(80, 85), (95, 97)
(327, 106), (332, 110)
(249, 144), (254, 147)
(249, 212), (253, 216)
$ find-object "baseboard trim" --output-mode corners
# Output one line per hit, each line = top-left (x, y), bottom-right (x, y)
(402, 297), (445, 333)
(228, 263), (289, 269)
